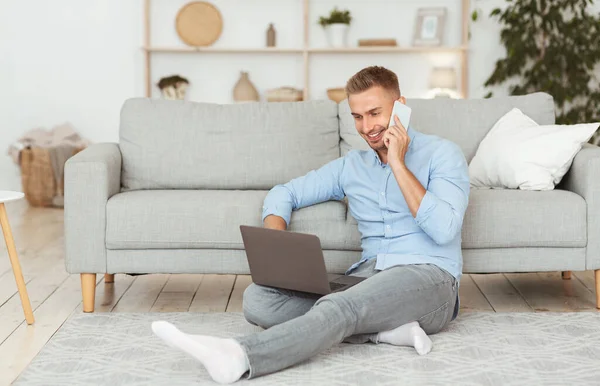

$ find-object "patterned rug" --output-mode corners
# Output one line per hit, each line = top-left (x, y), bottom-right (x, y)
(14, 311), (600, 385)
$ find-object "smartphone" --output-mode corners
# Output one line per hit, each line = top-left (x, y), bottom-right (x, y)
(389, 100), (412, 130)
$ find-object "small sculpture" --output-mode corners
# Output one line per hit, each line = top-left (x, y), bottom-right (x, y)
(157, 75), (190, 100)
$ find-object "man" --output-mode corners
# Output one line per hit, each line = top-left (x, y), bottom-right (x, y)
(152, 66), (470, 384)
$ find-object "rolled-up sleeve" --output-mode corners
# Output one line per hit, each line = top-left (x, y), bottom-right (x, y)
(415, 142), (470, 245)
(262, 156), (346, 226)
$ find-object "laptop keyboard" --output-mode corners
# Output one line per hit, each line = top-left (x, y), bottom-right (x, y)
(329, 282), (346, 291)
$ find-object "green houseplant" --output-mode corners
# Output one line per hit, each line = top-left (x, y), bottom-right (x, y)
(318, 7), (352, 27)
(318, 7), (352, 47)
(477, 0), (600, 142)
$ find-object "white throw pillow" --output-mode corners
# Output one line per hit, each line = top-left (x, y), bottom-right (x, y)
(469, 108), (599, 190)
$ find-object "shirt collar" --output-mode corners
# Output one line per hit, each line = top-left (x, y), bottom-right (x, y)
(370, 126), (417, 166)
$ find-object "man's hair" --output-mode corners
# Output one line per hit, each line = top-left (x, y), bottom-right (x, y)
(345, 66), (400, 98)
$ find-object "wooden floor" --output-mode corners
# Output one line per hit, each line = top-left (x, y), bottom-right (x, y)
(0, 200), (598, 384)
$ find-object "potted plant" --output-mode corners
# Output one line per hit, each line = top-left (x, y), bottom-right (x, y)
(475, 0), (600, 143)
(318, 7), (352, 47)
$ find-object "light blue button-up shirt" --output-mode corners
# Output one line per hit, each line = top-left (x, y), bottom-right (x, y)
(262, 126), (470, 317)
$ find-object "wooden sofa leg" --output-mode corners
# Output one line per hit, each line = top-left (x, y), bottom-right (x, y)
(562, 271), (572, 280)
(81, 273), (96, 313)
(596, 270), (600, 310)
(104, 274), (115, 283)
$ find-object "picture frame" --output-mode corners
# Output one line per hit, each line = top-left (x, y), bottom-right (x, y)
(413, 7), (447, 46)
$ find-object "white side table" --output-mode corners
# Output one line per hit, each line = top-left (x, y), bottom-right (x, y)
(0, 191), (34, 325)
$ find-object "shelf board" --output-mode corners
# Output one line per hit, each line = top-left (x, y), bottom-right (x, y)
(143, 46), (468, 54)
(144, 46), (303, 53)
(307, 46), (468, 53)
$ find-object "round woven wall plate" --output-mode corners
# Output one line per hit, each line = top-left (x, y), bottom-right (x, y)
(176, 1), (223, 46)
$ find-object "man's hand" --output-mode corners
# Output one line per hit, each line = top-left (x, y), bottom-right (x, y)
(263, 215), (287, 231)
(383, 114), (410, 168)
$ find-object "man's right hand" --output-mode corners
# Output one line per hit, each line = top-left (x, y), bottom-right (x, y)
(263, 215), (287, 231)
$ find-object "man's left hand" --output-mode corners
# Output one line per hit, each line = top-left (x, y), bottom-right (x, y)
(383, 114), (410, 167)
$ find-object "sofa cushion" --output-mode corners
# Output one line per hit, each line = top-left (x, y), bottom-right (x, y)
(105, 190), (362, 251)
(338, 92), (556, 162)
(119, 98), (340, 191)
(462, 189), (586, 248)
(106, 189), (585, 252)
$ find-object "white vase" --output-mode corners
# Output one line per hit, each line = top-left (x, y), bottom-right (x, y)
(325, 23), (349, 47)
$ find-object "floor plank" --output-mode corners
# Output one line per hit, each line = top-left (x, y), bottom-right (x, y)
(150, 274), (204, 312)
(573, 270), (597, 296)
(162, 274), (204, 293)
(189, 274), (236, 312)
(95, 274), (136, 313)
(226, 275), (253, 312)
(112, 274), (169, 312)
(0, 235), (65, 307)
(4, 207), (63, 268)
(506, 272), (599, 312)
(470, 274), (533, 312)
(458, 274), (494, 312)
(0, 207), (63, 280)
(0, 259), (70, 345)
(0, 233), (67, 343)
(0, 270), (34, 308)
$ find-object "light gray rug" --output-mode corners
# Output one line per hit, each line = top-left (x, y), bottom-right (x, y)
(14, 311), (600, 385)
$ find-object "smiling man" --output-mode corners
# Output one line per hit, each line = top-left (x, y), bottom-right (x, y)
(151, 66), (471, 384)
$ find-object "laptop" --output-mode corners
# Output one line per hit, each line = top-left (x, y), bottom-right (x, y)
(239, 225), (365, 295)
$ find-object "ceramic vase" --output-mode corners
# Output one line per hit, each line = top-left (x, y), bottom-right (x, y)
(233, 71), (259, 102)
(266, 23), (276, 47)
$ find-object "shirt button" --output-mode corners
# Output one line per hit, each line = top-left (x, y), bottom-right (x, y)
(381, 192), (385, 196)
(386, 225), (391, 229)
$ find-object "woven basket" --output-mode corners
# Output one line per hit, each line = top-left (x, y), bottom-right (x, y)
(20, 146), (85, 207)
(266, 87), (303, 102)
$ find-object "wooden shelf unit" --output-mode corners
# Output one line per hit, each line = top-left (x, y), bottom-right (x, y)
(143, 0), (471, 100)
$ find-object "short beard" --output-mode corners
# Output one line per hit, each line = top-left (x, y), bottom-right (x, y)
(366, 126), (387, 151)
(370, 142), (387, 152)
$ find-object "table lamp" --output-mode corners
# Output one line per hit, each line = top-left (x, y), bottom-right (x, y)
(429, 67), (457, 98)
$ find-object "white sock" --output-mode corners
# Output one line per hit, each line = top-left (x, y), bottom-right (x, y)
(377, 321), (433, 355)
(151, 321), (249, 384)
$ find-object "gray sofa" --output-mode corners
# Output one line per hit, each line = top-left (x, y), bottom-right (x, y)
(64, 92), (600, 312)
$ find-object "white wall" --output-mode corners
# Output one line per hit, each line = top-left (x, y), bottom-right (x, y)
(1, 0), (598, 190)
(0, 0), (142, 190)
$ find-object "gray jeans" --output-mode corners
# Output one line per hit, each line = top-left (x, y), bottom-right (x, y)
(236, 260), (459, 379)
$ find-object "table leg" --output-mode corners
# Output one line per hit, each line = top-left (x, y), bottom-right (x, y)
(0, 203), (34, 325)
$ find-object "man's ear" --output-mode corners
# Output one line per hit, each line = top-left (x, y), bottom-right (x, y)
(398, 96), (407, 104)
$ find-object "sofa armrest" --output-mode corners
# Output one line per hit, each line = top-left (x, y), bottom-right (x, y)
(64, 143), (122, 273)
(560, 143), (600, 270)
